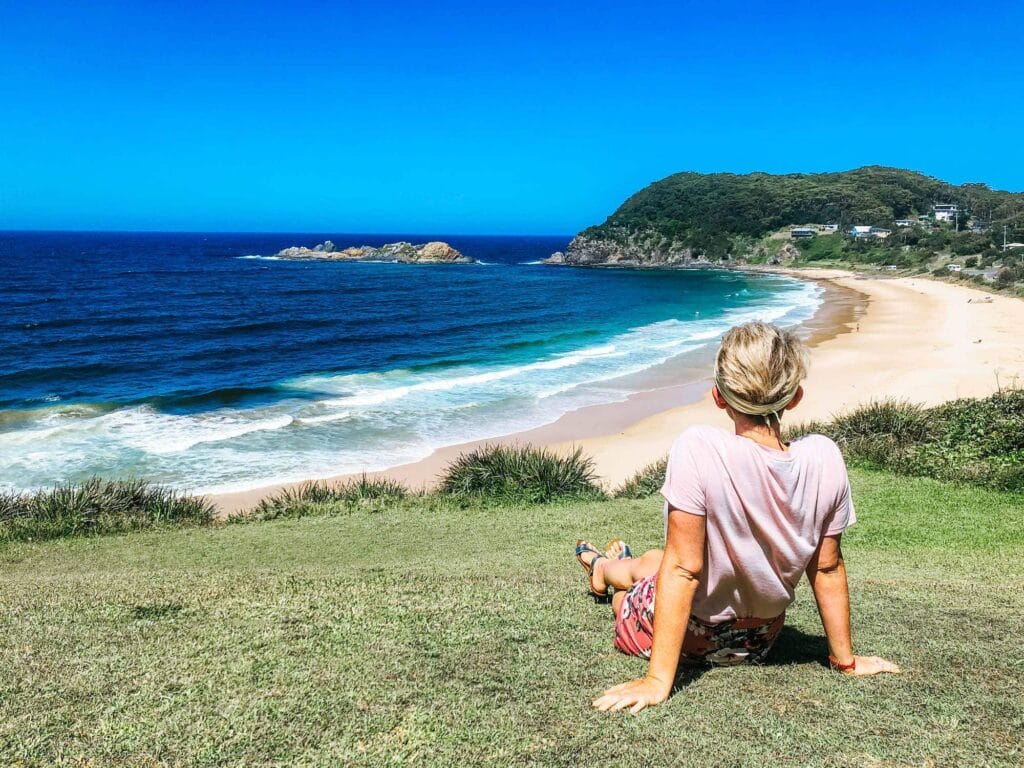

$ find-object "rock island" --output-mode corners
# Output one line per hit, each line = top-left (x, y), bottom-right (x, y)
(276, 240), (477, 264)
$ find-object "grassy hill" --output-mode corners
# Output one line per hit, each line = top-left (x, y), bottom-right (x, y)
(564, 166), (1024, 267)
(3, 468), (1023, 766)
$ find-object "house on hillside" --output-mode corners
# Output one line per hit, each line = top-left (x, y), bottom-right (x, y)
(933, 204), (959, 222)
(849, 226), (890, 239)
(818, 223), (839, 232)
(895, 219), (914, 228)
(790, 227), (815, 238)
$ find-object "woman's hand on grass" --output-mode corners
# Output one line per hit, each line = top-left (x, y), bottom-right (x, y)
(846, 655), (901, 676)
(593, 677), (671, 713)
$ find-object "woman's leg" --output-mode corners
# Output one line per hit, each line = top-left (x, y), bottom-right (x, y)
(595, 549), (663, 593)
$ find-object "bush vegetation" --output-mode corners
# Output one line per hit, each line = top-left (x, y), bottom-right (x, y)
(0, 477), (214, 543)
(786, 390), (1024, 491)
(614, 456), (668, 499)
(252, 475), (411, 520)
(437, 443), (605, 503)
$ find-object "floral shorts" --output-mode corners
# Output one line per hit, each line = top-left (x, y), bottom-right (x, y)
(614, 574), (785, 666)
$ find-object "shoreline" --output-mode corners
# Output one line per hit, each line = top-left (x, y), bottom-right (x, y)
(210, 270), (865, 515)
(211, 267), (1024, 516)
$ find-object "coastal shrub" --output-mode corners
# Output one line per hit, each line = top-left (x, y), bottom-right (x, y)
(900, 390), (1024, 491)
(0, 478), (214, 543)
(252, 476), (410, 520)
(438, 444), (605, 504)
(795, 234), (846, 263)
(787, 399), (932, 466)
(614, 456), (668, 498)
(788, 391), (1024, 491)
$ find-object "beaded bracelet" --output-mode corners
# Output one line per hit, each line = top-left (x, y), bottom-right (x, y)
(828, 655), (857, 672)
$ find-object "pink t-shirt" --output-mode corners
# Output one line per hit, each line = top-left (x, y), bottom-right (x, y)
(660, 425), (856, 623)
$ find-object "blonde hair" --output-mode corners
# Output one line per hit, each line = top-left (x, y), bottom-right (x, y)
(714, 322), (809, 427)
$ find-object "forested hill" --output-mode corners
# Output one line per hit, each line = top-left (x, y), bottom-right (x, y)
(553, 166), (1024, 265)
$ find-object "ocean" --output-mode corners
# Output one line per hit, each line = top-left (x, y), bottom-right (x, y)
(0, 231), (822, 494)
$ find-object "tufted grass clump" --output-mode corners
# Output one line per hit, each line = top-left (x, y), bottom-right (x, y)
(614, 456), (669, 498)
(438, 444), (605, 504)
(252, 475), (410, 520)
(0, 477), (214, 543)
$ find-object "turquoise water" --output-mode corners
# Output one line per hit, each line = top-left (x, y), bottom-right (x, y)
(0, 232), (821, 493)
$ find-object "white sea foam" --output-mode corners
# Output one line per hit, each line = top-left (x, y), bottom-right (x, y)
(311, 346), (624, 408)
(99, 408), (296, 454)
(0, 276), (823, 495)
(296, 410), (352, 425)
(236, 255), (282, 261)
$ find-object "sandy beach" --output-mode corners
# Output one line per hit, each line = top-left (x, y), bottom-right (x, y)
(212, 270), (1024, 514)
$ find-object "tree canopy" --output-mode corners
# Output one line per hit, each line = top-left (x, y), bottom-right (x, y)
(581, 166), (1024, 257)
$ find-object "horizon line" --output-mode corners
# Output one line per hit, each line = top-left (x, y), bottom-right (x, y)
(0, 228), (577, 238)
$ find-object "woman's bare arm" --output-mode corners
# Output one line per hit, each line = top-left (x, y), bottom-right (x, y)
(805, 534), (900, 676)
(593, 506), (706, 712)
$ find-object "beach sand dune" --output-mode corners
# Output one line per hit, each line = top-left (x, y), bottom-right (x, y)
(212, 271), (1024, 514)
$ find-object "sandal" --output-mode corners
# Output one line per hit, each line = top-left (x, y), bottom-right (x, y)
(575, 540), (612, 602)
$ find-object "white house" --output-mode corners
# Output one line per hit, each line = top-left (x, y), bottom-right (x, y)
(947, 264), (962, 272)
(818, 223), (839, 232)
(933, 204), (959, 222)
(895, 219), (914, 228)
(850, 226), (890, 239)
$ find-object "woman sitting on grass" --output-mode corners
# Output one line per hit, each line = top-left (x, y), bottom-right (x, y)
(576, 321), (899, 714)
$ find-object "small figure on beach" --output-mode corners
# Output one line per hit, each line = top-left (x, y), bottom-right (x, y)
(576, 322), (900, 713)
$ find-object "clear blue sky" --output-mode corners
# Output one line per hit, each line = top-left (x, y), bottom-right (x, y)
(2, 1), (1022, 234)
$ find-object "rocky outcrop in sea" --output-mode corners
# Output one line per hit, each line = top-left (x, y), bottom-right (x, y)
(276, 240), (477, 264)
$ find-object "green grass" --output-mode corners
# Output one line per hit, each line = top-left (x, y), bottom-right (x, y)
(2, 468), (1022, 766)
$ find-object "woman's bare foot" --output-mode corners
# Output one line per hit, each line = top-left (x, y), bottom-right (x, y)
(604, 539), (629, 560)
(846, 656), (902, 676)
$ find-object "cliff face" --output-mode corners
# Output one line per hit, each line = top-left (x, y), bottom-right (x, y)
(544, 230), (699, 267)
(276, 241), (476, 264)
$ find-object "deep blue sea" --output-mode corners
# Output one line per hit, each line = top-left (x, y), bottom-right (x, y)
(0, 231), (821, 493)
